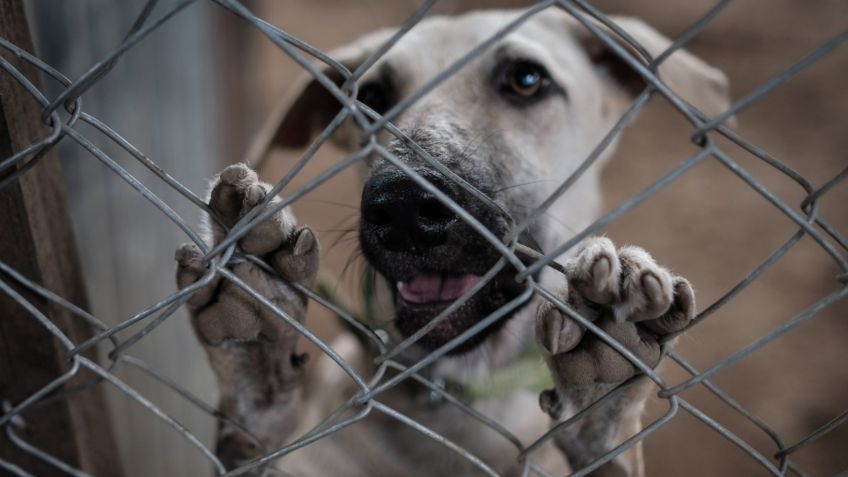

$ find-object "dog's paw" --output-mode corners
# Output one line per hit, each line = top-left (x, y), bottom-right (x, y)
(175, 163), (319, 346)
(175, 164), (319, 470)
(536, 237), (695, 388)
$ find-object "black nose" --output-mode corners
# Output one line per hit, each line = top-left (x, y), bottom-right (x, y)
(361, 170), (458, 252)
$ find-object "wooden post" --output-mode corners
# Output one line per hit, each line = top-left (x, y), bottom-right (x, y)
(0, 1), (123, 475)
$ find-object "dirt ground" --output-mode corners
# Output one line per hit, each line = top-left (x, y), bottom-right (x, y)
(229, 1), (847, 475)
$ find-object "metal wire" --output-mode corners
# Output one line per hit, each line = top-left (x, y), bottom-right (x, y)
(1, 0), (846, 476)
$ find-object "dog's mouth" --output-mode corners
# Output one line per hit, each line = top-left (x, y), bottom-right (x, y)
(397, 272), (480, 305)
(389, 267), (527, 355)
(359, 166), (535, 355)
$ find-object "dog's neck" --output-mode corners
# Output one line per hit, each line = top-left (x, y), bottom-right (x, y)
(431, 299), (536, 383)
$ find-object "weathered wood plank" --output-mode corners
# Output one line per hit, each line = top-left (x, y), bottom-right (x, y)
(0, 1), (122, 475)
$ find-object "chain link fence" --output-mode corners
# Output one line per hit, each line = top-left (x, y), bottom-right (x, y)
(1, 0), (847, 476)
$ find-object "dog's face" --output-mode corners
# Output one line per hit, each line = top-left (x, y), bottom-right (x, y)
(267, 9), (729, 354)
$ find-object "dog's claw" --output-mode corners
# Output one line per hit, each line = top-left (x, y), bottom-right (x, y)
(245, 183), (266, 207)
(539, 388), (563, 419)
(568, 237), (620, 305)
(536, 295), (585, 355)
(273, 226), (319, 285)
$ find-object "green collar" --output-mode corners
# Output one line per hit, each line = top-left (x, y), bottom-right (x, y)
(458, 343), (552, 402)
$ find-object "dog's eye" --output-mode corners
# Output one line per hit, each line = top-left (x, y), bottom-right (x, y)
(358, 82), (393, 115)
(501, 60), (552, 100)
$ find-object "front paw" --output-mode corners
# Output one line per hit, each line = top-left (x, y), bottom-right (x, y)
(536, 237), (695, 388)
(175, 163), (319, 345)
(174, 164), (318, 469)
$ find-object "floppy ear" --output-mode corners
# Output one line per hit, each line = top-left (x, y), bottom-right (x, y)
(570, 15), (731, 119)
(244, 28), (396, 168)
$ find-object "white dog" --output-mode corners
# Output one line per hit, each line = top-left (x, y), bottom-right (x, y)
(175, 8), (729, 476)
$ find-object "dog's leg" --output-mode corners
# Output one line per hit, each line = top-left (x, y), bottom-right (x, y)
(175, 164), (319, 472)
(536, 237), (695, 476)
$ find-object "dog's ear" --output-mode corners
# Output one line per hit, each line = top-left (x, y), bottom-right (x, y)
(571, 15), (731, 119)
(245, 29), (396, 167)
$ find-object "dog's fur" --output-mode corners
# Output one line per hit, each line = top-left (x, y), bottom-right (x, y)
(175, 8), (729, 476)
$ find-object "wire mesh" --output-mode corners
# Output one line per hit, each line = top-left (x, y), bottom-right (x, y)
(1, 0), (847, 476)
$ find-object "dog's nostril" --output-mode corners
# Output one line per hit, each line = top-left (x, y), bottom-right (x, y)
(418, 197), (454, 223)
(364, 203), (392, 226)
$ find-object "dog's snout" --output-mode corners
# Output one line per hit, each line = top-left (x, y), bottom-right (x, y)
(362, 170), (458, 252)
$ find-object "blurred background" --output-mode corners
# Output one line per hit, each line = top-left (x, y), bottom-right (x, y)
(22, 0), (847, 475)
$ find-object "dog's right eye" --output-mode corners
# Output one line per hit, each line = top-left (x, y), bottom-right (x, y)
(497, 59), (556, 105)
(358, 82), (393, 115)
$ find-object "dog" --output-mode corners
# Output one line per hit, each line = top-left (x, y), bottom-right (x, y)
(174, 7), (729, 476)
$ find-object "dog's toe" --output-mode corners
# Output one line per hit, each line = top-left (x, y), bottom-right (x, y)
(536, 294), (585, 355)
(642, 276), (696, 336)
(568, 237), (621, 305)
(612, 246), (674, 323)
(207, 164), (298, 256)
(210, 164), (262, 226)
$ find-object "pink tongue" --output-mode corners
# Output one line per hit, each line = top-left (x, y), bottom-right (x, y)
(399, 273), (481, 304)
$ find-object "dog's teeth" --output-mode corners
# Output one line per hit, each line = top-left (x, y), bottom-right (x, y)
(396, 281), (405, 291)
